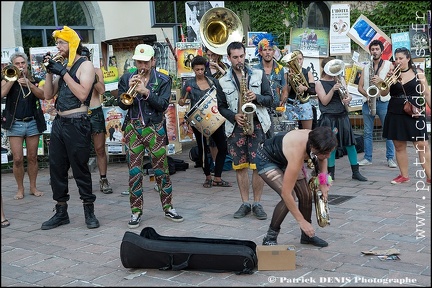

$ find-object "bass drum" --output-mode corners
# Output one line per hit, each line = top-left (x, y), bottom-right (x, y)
(184, 86), (226, 137)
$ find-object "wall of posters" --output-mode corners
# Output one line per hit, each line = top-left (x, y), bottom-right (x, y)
(290, 28), (329, 58)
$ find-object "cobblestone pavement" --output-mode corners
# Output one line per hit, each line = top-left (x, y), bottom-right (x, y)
(1, 140), (430, 287)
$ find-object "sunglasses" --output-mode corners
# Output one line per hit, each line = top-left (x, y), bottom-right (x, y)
(394, 47), (410, 53)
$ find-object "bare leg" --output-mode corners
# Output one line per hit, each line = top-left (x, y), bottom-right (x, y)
(25, 135), (43, 196)
(393, 140), (409, 178)
(9, 136), (25, 199)
(252, 169), (264, 202)
(301, 119), (313, 130)
(236, 168), (250, 202)
(93, 132), (108, 176)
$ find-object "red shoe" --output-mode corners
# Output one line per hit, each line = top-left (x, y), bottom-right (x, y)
(427, 179), (431, 185)
(391, 175), (410, 184)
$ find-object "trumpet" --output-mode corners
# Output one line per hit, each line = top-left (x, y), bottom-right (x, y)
(42, 53), (65, 73)
(376, 64), (401, 90)
(120, 69), (145, 106)
(2, 65), (21, 82)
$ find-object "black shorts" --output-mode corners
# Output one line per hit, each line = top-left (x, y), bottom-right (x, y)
(89, 106), (106, 134)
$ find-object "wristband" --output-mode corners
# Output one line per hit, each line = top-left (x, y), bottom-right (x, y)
(316, 172), (333, 187)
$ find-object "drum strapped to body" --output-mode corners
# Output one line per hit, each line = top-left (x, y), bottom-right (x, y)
(184, 85), (226, 137)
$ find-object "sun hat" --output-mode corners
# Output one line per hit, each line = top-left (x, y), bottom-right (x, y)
(132, 44), (154, 61)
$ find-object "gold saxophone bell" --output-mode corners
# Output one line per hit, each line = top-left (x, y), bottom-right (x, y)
(282, 51), (310, 103)
(2, 65), (21, 82)
(120, 70), (145, 106)
(200, 7), (243, 56)
(308, 176), (330, 228)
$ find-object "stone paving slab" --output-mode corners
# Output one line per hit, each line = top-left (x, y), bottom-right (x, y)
(1, 140), (430, 287)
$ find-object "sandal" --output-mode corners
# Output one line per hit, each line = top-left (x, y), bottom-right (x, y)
(212, 179), (232, 187)
(203, 179), (213, 188)
(1, 219), (10, 228)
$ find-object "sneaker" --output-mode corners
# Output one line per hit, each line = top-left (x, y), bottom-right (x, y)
(99, 178), (113, 194)
(391, 175), (410, 184)
(387, 159), (397, 168)
(358, 158), (372, 166)
(128, 214), (141, 229)
(233, 204), (251, 219)
(121, 190), (129, 196)
(252, 204), (267, 220)
(165, 208), (184, 222)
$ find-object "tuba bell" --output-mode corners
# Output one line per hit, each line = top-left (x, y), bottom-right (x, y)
(281, 51), (310, 103)
(324, 59), (350, 112)
(200, 7), (244, 56)
(2, 65), (21, 82)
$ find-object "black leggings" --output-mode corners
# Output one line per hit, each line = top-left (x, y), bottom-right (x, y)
(260, 168), (312, 231)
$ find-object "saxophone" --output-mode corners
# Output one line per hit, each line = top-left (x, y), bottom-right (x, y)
(238, 64), (256, 135)
(366, 55), (378, 116)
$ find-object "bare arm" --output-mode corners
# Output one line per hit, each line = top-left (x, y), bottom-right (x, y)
(43, 73), (60, 100)
(1, 80), (14, 98)
(64, 61), (95, 103)
(93, 68), (105, 95)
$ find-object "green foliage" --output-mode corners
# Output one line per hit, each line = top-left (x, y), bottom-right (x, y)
(225, 1), (306, 49)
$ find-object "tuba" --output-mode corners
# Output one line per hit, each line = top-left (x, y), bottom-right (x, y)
(366, 55), (378, 116)
(200, 7), (243, 56)
(2, 65), (21, 82)
(324, 59), (350, 112)
(120, 69), (145, 106)
(239, 64), (256, 135)
(308, 176), (330, 228)
(282, 51), (310, 103)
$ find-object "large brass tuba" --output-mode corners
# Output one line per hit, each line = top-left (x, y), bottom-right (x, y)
(282, 51), (310, 103)
(199, 7), (244, 56)
(324, 59), (350, 112)
(120, 69), (145, 106)
(308, 176), (330, 228)
(2, 65), (21, 82)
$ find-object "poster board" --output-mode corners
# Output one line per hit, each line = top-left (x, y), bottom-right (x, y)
(185, 1), (224, 43)
(290, 28), (329, 58)
(347, 14), (392, 60)
(176, 42), (202, 77)
(329, 4), (351, 55)
(102, 106), (127, 154)
(176, 104), (195, 142)
(29, 46), (58, 80)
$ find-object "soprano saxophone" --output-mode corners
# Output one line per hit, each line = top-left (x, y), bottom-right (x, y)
(238, 64), (256, 135)
(366, 55), (378, 116)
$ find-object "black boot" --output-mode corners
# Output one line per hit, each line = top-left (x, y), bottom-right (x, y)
(300, 231), (328, 247)
(41, 203), (70, 230)
(327, 166), (335, 181)
(83, 203), (100, 229)
(351, 164), (367, 181)
(262, 227), (280, 246)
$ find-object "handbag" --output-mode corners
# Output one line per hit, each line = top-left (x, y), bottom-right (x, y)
(403, 99), (420, 118)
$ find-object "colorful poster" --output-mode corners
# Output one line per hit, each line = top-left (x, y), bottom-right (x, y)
(165, 102), (178, 143)
(175, 42), (202, 77)
(247, 32), (265, 47)
(391, 32), (411, 59)
(176, 104), (195, 142)
(347, 14), (392, 60)
(290, 28), (329, 58)
(1, 46), (24, 64)
(102, 106), (127, 147)
(329, 4), (351, 55)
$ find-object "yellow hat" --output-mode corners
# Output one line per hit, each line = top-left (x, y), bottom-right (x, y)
(52, 26), (81, 67)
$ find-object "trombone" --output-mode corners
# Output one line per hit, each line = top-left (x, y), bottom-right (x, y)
(1, 65), (31, 98)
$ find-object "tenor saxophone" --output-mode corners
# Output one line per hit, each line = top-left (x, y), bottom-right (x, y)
(238, 64), (256, 135)
(308, 176), (330, 228)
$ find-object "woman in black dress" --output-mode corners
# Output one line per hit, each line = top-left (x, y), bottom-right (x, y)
(382, 47), (431, 184)
(315, 57), (367, 181)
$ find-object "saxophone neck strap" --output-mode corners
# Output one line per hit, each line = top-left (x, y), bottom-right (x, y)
(374, 59), (383, 75)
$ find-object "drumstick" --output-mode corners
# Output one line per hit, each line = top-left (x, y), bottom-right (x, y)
(182, 86), (192, 100)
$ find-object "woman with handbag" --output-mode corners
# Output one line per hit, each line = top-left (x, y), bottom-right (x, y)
(382, 47), (431, 184)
